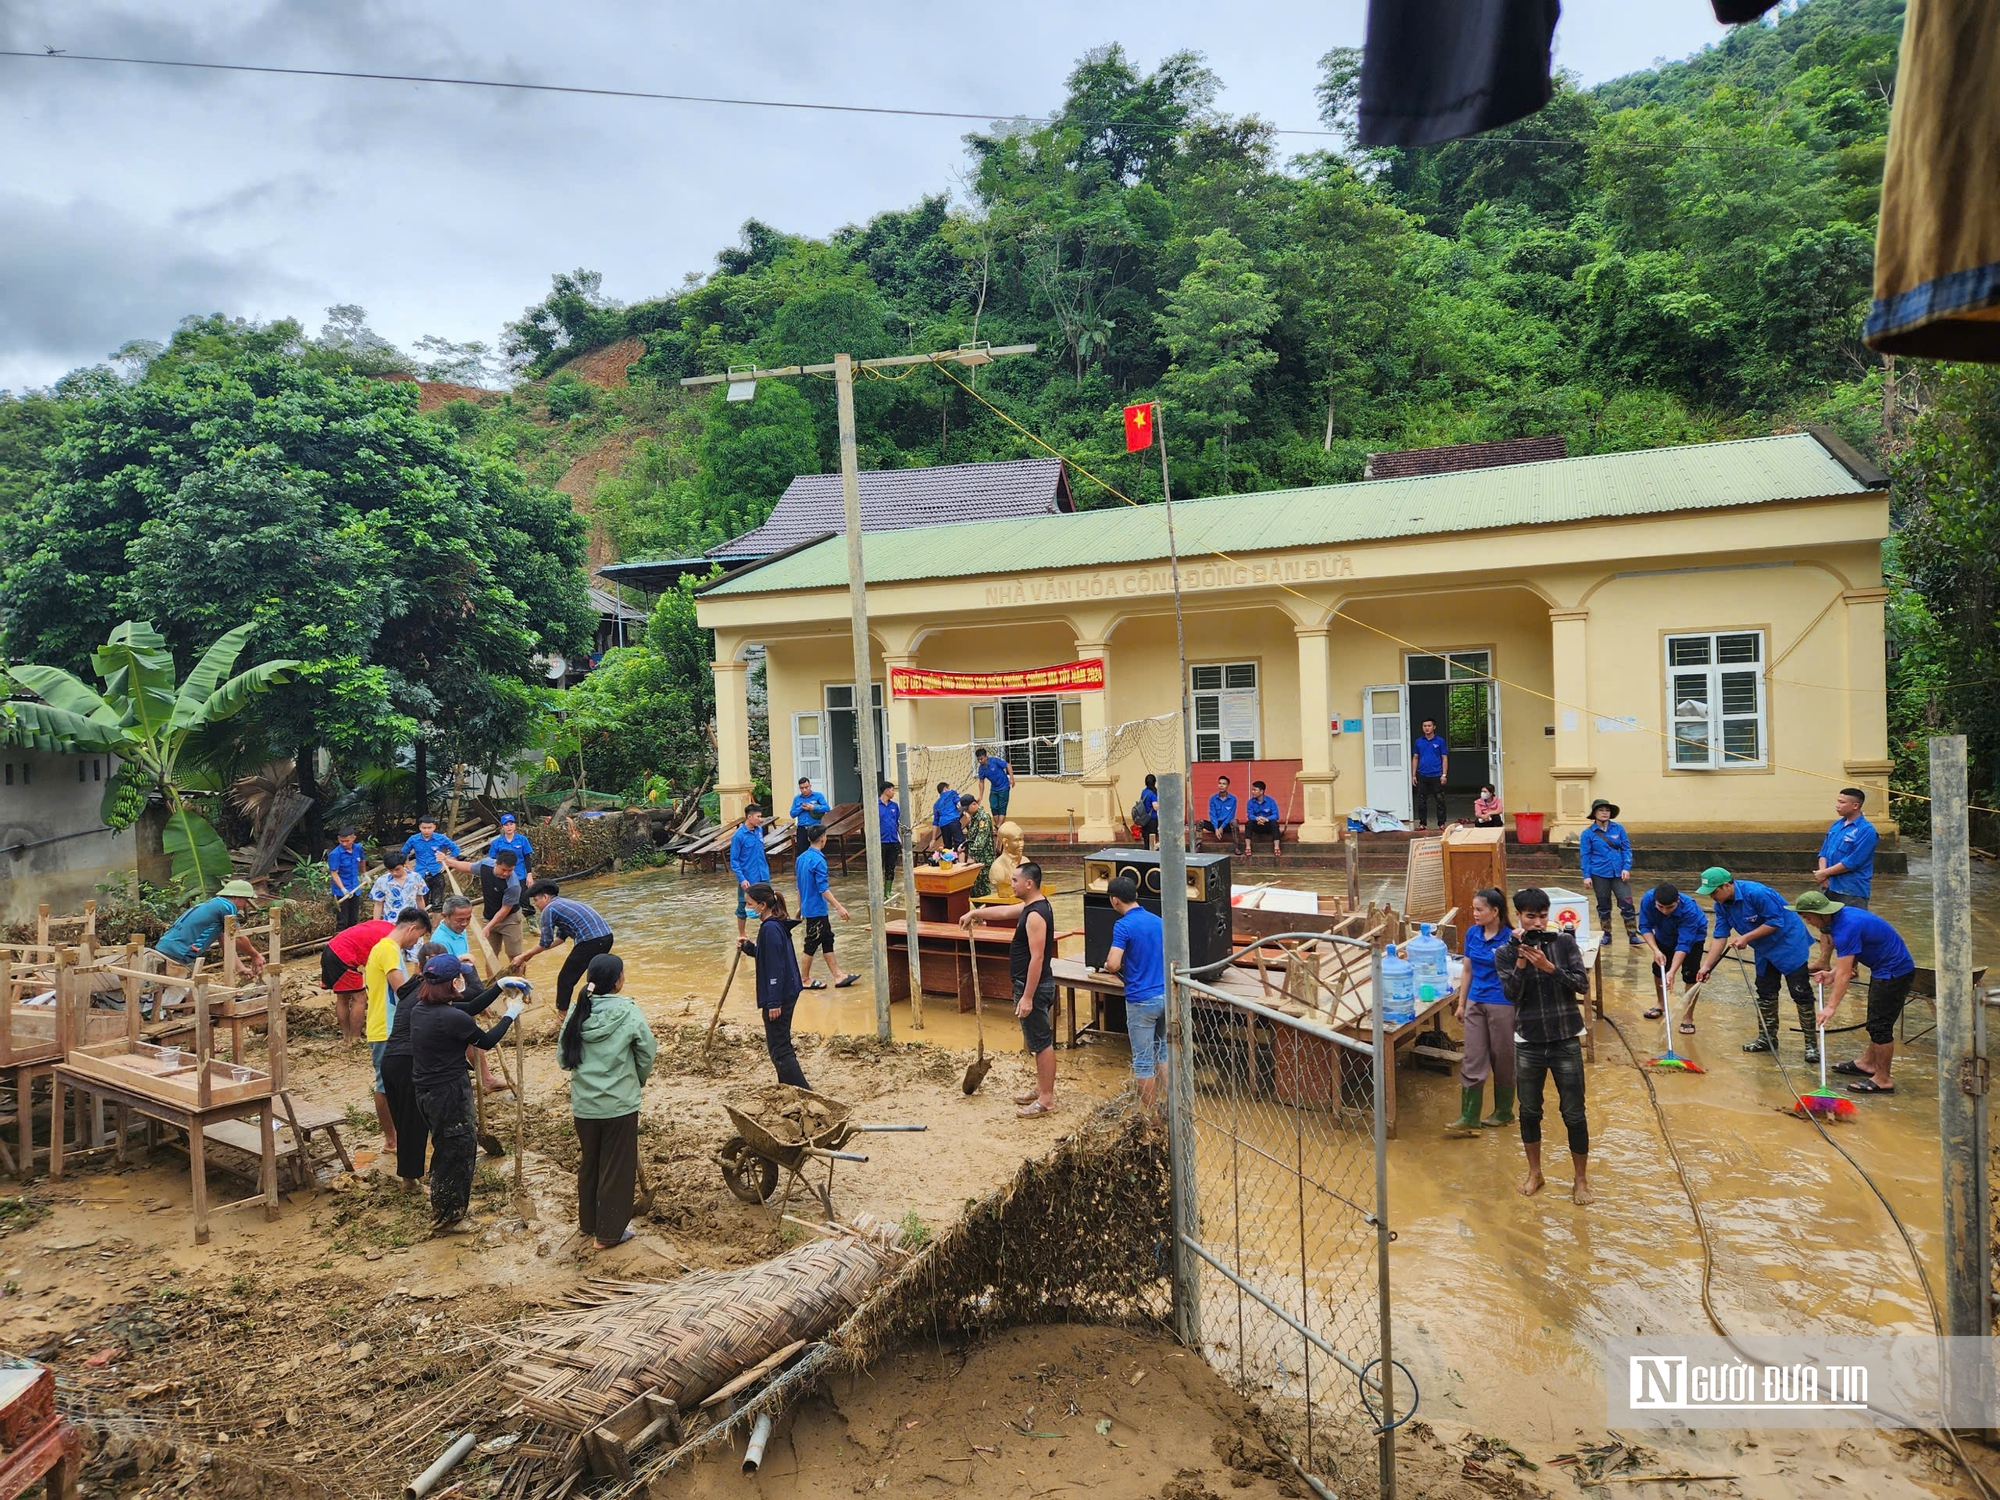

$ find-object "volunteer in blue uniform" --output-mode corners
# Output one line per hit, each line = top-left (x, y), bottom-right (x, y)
(728, 805), (771, 939)
(789, 777), (830, 856)
(1795, 890), (1916, 1095)
(1100, 876), (1167, 1108)
(794, 825), (857, 990)
(1695, 867), (1819, 1061)
(1245, 781), (1283, 855)
(1638, 882), (1708, 1031)
(1137, 774), (1160, 849)
(326, 827), (365, 930)
(1579, 799), (1640, 946)
(1410, 719), (1449, 829)
(876, 780), (901, 902)
(932, 782), (964, 852)
(1814, 787), (1880, 910)
(1198, 775), (1240, 854)
(975, 748), (1012, 819)
(488, 813), (535, 884)
(402, 816), (463, 909)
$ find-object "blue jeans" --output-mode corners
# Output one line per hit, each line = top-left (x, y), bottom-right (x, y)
(1125, 998), (1167, 1079)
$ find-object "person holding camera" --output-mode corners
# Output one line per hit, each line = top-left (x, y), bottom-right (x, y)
(1493, 888), (1593, 1205)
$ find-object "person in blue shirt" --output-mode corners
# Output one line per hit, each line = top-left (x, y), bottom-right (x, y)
(1815, 787), (1881, 909)
(1410, 718), (1449, 829)
(1135, 774), (1160, 849)
(1638, 882), (1709, 1030)
(1198, 774), (1241, 854)
(728, 805), (772, 939)
(1100, 876), (1167, 1107)
(488, 813), (534, 884)
(975, 747), (1012, 818)
(1245, 780), (1283, 855)
(1578, 799), (1640, 946)
(794, 825), (858, 990)
(402, 816), (463, 909)
(1446, 887), (1515, 1135)
(790, 777), (831, 856)
(932, 781), (963, 852)
(1695, 867), (1819, 1061)
(327, 826), (365, 929)
(876, 781), (902, 903)
(153, 880), (266, 976)
(1794, 890), (1916, 1094)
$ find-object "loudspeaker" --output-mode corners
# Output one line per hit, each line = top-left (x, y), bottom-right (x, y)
(1082, 848), (1234, 973)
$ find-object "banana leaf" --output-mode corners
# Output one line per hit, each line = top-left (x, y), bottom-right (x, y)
(93, 621), (178, 743)
(170, 623), (252, 732)
(162, 805), (232, 895)
(188, 659), (299, 730)
(6, 665), (120, 728)
(1, 698), (130, 754)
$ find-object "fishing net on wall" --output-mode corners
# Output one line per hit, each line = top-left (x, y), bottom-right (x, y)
(903, 711), (1183, 812)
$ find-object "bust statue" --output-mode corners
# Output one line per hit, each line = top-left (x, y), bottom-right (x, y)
(987, 820), (1025, 889)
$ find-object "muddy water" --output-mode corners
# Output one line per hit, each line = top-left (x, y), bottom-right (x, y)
(528, 856), (1995, 1490)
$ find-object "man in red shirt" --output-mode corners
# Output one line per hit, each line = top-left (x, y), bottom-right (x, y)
(323, 918), (393, 1043)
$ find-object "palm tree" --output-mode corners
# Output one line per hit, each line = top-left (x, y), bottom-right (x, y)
(4, 621), (298, 893)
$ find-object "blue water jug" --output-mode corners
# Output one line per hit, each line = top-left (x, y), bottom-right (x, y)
(1381, 944), (1417, 1025)
(1406, 923), (1449, 1003)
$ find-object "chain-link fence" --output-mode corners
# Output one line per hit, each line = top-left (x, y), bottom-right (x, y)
(1170, 934), (1398, 1499)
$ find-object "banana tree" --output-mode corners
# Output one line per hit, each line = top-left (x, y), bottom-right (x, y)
(3, 620), (298, 893)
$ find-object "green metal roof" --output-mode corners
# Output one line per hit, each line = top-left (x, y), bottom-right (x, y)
(702, 433), (1876, 597)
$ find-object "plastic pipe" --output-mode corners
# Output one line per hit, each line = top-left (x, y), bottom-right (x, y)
(742, 1413), (774, 1474)
(405, 1432), (476, 1499)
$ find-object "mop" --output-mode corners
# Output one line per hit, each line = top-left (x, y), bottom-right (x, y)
(1645, 966), (1705, 1072)
(1795, 979), (1856, 1120)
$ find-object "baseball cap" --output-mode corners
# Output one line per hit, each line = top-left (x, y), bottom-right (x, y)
(423, 954), (464, 979)
(1694, 866), (1732, 896)
(500, 813), (517, 825)
(1792, 890), (1845, 917)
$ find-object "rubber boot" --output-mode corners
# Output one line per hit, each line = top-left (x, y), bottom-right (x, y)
(1444, 1087), (1485, 1136)
(1481, 1084), (1515, 1127)
(1624, 913), (1643, 947)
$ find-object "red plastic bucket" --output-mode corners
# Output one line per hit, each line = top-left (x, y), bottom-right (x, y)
(1514, 811), (1545, 844)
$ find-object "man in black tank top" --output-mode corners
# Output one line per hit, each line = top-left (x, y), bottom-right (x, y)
(961, 861), (1059, 1118)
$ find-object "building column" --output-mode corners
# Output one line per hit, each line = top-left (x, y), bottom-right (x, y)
(1076, 638), (1118, 844)
(1295, 627), (1339, 843)
(884, 653), (918, 792)
(712, 657), (753, 823)
(1841, 587), (1893, 792)
(1548, 607), (1595, 838)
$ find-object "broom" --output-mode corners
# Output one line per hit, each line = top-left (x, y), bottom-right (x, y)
(1796, 979), (1856, 1120)
(1645, 965), (1704, 1073)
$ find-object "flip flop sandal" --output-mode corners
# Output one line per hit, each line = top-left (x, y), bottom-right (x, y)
(1678, 1021), (1697, 1034)
(1016, 1100), (1055, 1118)
(834, 974), (860, 988)
(1014, 1088), (1040, 1105)
(1831, 1060), (1870, 1077)
(1847, 1079), (1894, 1094)
(1643, 1006), (1665, 1020)
(804, 980), (827, 990)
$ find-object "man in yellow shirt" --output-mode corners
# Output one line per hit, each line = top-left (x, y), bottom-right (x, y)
(365, 909), (434, 1150)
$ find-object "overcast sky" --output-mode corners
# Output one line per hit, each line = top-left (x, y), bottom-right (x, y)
(0, 1), (1742, 393)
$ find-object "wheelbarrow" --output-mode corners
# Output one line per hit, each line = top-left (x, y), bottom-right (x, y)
(715, 1085), (926, 1216)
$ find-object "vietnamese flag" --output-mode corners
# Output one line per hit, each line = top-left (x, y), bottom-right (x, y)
(1123, 401), (1155, 452)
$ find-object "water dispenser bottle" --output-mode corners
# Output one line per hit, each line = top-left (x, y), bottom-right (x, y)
(1406, 923), (1449, 1003)
(1381, 944), (1417, 1025)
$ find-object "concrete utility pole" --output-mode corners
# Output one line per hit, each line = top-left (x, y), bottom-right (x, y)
(684, 344), (1035, 1041)
(1159, 773), (1201, 1348)
(1929, 735), (1987, 1338)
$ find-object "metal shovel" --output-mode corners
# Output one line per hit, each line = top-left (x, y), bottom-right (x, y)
(962, 932), (992, 1096)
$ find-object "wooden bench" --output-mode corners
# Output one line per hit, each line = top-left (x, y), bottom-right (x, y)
(202, 1094), (352, 1192)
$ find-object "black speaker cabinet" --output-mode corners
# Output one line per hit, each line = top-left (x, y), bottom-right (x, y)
(1082, 848), (1233, 973)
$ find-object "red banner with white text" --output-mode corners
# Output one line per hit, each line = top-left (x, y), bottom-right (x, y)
(889, 659), (1105, 697)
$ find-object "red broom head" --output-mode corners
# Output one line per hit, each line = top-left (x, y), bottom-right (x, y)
(1798, 1091), (1857, 1119)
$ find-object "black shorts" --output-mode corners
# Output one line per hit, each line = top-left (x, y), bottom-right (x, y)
(803, 915), (836, 955)
(1015, 979), (1057, 1054)
(1865, 970), (1916, 1045)
(1196, 820), (1235, 837)
(938, 820), (964, 850)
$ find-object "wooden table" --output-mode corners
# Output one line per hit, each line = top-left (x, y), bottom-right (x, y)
(1047, 957), (1127, 1049)
(49, 1067), (281, 1244)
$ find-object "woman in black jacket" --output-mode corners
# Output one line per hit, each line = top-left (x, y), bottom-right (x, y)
(741, 883), (808, 1089)
(409, 953), (524, 1233)
(379, 940), (450, 1190)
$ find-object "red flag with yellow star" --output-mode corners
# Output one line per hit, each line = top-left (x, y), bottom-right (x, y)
(1123, 402), (1155, 452)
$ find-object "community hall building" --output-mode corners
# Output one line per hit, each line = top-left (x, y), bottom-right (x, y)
(690, 432), (1894, 847)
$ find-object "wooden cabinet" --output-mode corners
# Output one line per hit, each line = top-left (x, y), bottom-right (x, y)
(1440, 827), (1507, 951)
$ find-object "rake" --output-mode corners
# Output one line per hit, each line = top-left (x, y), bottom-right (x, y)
(1645, 965), (1704, 1073)
(1796, 980), (1856, 1120)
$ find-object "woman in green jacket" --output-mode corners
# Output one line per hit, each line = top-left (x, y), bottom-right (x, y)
(558, 953), (658, 1250)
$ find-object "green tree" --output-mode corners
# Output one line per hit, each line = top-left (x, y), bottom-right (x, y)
(1156, 229), (1279, 490)
(3, 620), (297, 892)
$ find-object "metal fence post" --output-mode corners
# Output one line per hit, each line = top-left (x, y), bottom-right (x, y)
(1161, 773), (1201, 1348)
(1930, 736), (1987, 1339)
(895, 743), (924, 1029)
(1371, 944), (1395, 1499)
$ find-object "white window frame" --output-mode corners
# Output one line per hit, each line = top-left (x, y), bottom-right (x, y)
(969, 696), (1083, 778)
(790, 710), (826, 793)
(1190, 661), (1260, 763)
(1664, 630), (1766, 769)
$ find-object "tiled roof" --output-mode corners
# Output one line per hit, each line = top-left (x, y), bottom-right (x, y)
(1364, 435), (1567, 479)
(702, 433), (1877, 597)
(709, 457), (1072, 559)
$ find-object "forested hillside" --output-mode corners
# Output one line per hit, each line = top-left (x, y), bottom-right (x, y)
(4, 0), (1997, 815)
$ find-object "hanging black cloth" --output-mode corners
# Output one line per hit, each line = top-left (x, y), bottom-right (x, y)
(1356, 0), (1562, 148)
